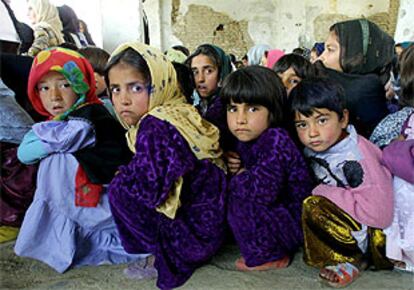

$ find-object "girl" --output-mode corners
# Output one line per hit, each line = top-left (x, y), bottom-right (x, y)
(261, 49), (284, 69)
(221, 65), (312, 271)
(382, 112), (414, 273)
(26, 0), (65, 57)
(185, 43), (233, 148)
(246, 44), (271, 65)
(317, 19), (394, 137)
(370, 45), (414, 148)
(106, 42), (227, 289)
(14, 47), (143, 273)
(273, 53), (316, 96)
(290, 78), (394, 288)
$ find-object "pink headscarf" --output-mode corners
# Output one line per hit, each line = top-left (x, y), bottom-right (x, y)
(266, 49), (285, 69)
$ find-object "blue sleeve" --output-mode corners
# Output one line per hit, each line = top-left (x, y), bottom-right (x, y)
(17, 129), (49, 164)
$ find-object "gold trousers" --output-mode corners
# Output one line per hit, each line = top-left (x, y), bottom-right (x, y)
(302, 196), (392, 270)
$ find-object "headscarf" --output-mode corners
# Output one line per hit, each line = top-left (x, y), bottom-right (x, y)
(57, 5), (79, 34)
(333, 19), (394, 75)
(165, 47), (187, 64)
(313, 42), (325, 56)
(397, 41), (414, 50)
(266, 49), (285, 69)
(27, 47), (101, 120)
(186, 43), (232, 107)
(27, 0), (64, 44)
(247, 44), (271, 65)
(109, 42), (226, 218)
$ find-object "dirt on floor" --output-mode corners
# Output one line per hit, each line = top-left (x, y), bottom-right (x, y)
(1, 241), (413, 290)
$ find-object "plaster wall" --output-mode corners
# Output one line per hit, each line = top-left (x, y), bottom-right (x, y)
(143, 0), (412, 58)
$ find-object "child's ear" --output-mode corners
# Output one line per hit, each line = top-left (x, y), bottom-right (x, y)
(340, 109), (349, 129)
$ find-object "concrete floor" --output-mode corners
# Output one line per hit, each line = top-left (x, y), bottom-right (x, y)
(1, 241), (413, 290)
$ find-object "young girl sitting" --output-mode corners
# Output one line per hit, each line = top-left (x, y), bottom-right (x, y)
(370, 45), (414, 148)
(221, 65), (312, 271)
(290, 78), (394, 288)
(382, 112), (414, 273)
(185, 43), (233, 149)
(106, 42), (227, 289)
(273, 53), (316, 96)
(14, 47), (144, 273)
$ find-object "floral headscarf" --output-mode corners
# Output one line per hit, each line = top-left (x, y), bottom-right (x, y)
(110, 42), (226, 218)
(27, 47), (101, 120)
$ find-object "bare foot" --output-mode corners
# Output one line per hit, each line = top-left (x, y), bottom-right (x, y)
(235, 255), (290, 271)
(124, 255), (157, 280)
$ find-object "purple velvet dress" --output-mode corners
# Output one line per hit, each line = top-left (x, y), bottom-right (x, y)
(108, 116), (227, 289)
(197, 93), (235, 150)
(227, 128), (312, 267)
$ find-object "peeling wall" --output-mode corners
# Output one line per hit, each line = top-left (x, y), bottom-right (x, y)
(144, 0), (413, 58)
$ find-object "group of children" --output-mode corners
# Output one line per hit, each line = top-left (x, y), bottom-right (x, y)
(1, 17), (413, 290)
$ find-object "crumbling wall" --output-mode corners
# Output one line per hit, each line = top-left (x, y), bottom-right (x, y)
(313, 0), (399, 42)
(145, 0), (408, 56)
(172, 4), (253, 58)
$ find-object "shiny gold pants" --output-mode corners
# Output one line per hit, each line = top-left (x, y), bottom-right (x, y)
(302, 196), (392, 270)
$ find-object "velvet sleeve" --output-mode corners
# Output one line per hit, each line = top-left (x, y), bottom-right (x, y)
(229, 129), (311, 205)
(110, 117), (196, 209)
(312, 138), (394, 229)
(382, 139), (414, 183)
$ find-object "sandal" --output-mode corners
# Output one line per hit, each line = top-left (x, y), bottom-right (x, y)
(319, 262), (360, 288)
(235, 256), (290, 271)
(393, 261), (414, 273)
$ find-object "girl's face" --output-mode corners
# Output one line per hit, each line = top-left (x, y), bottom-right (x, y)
(191, 54), (219, 98)
(37, 71), (78, 116)
(94, 72), (107, 96)
(277, 67), (302, 96)
(108, 62), (150, 126)
(294, 108), (349, 152)
(227, 101), (270, 142)
(310, 50), (318, 63)
(27, 5), (37, 25)
(318, 30), (342, 72)
(79, 21), (85, 33)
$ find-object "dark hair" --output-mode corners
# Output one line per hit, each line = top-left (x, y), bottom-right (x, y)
(104, 48), (151, 97)
(292, 47), (305, 55)
(290, 77), (346, 119)
(80, 46), (110, 75)
(221, 65), (286, 127)
(273, 53), (316, 79)
(399, 45), (414, 107)
(185, 44), (222, 79)
(58, 42), (79, 51)
(78, 19), (95, 46)
(57, 5), (79, 34)
(172, 61), (194, 102)
(172, 45), (190, 57)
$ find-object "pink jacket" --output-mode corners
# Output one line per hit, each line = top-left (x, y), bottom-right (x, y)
(312, 136), (394, 229)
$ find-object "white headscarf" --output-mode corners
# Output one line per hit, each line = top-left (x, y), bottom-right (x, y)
(28, 0), (64, 43)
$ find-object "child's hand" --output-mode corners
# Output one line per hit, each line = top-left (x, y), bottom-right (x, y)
(224, 151), (242, 175)
(396, 134), (406, 141)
